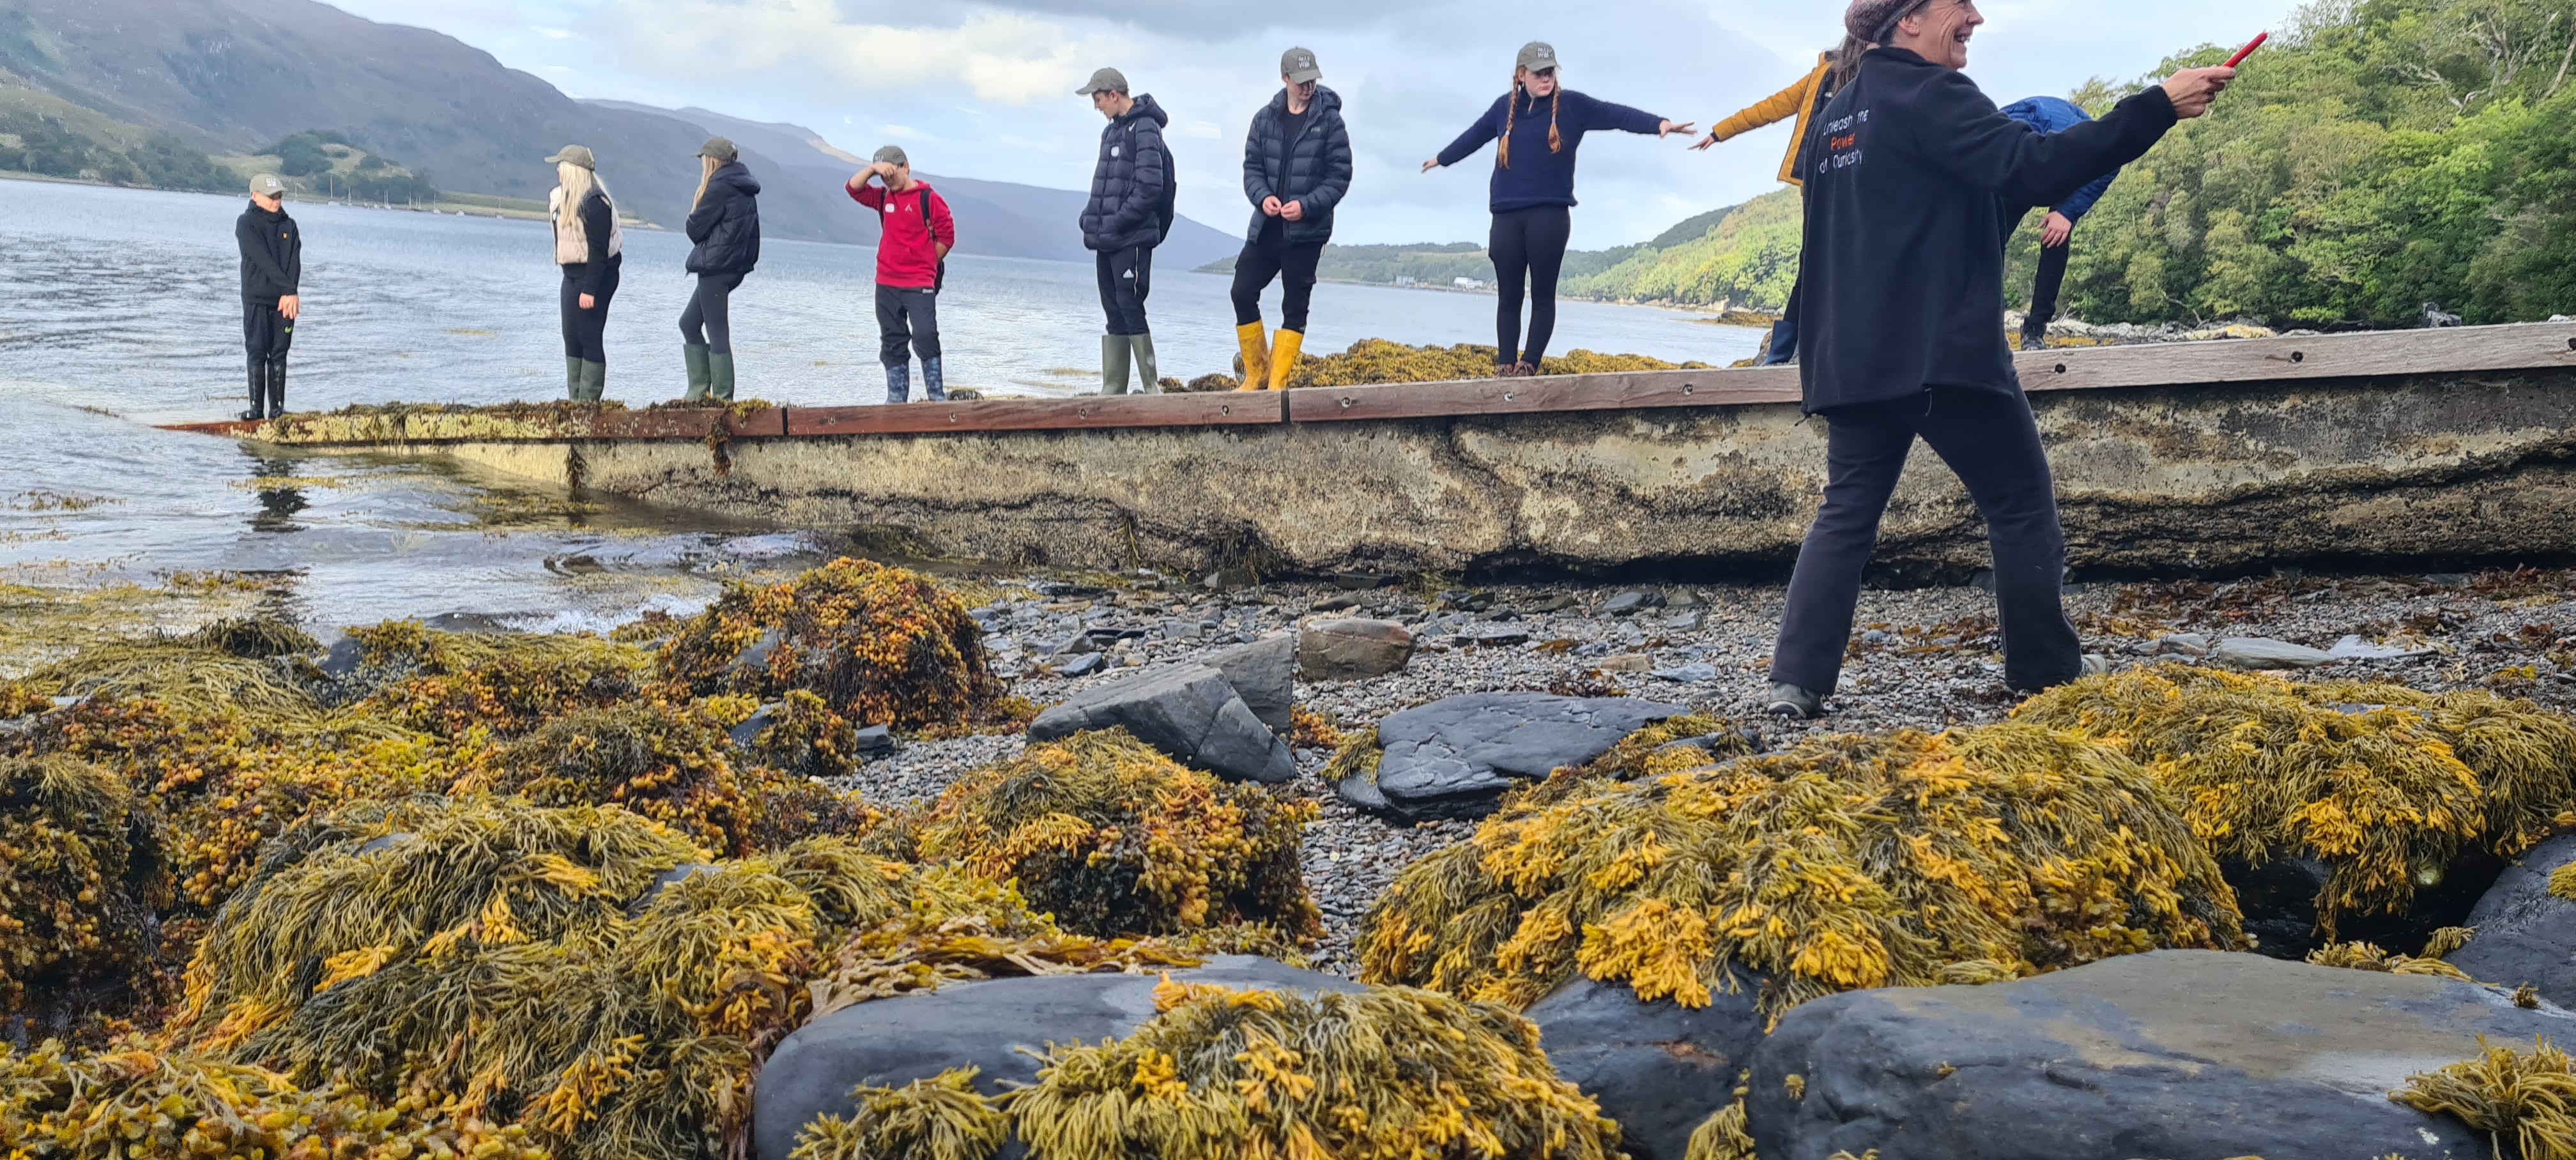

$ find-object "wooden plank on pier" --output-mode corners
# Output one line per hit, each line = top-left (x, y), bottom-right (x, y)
(785, 391), (1285, 436)
(588, 408), (786, 439)
(1287, 367), (1800, 422)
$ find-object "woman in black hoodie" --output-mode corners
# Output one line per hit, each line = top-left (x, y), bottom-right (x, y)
(680, 137), (760, 402)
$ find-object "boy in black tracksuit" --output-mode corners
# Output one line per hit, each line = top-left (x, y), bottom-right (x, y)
(1765, 3), (2233, 715)
(236, 172), (302, 420)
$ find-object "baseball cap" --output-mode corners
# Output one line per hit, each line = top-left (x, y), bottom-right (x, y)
(871, 145), (909, 167)
(1280, 47), (1321, 84)
(544, 144), (597, 169)
(1075, 66), (1130, 96)
(698, 137), (737, 162)
(1516, 42), (1560, 73)
(249, 173), (286, 197)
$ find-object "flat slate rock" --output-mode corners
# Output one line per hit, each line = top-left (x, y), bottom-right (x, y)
(1208, 634), (1294, 733)
(1529, 973), (1766, 1160)
(1749, 949), (2552, 1160)
(2447, 834), (2576, 1006)
(754, 956), (1361, 1160)
(1356, 692), (1687, 821)
(1029, 663), (1294, 783)
(2211, 636), (2336, 669)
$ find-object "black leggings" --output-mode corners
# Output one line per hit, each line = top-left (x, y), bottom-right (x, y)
(559, 257), (622, 362)
(1230, 230), (1324, 332)
(680, 271), (743, 354)
(1489, 204), (1571, 367)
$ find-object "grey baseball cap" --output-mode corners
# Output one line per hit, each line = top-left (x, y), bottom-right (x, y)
(871, 145), (908, 167)
(248, 172), (286, 197)
(1517, 41), (1560, 73)
(698, 136), (737, 162)
(544, 144), (597, 169)
(1075, 66), (1130, 96)
(1280, 47), (1321, 84)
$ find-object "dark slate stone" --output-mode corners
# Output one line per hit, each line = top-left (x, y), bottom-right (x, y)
(1600, 590), (1664, 616)
(2225, 850), (2506, 962)
(1748, 950), (2546, 1160)
(628, 864), (719, 915)
(1054, 653), (1104, 678)
(1529, 973), (1767, 1160)
(1332, 570), (1396, 590)
(1366, 693), (1687, 821)
(1050, 632), (1098, 656)
(1208, 634), (1295, 733)
(353, 833), (417, 857)
(1201, 567), (1258, 591)
(318, 634), (368, 680)
(1028, 664), (1294, 784)
(852, 725), (896, 756)
(735, 627), (785, 673)
(753, 957), (1361, 1160)
(2447, 835), (2576, 1006)
(728, 703), (782, 749)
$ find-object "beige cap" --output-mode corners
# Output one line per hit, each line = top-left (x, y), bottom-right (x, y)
(871, 144), (909, 167)
(1517, 42), (1560, 73)
(249, 173), (286, 197)
(1280, 47), (1321, 84)
(544, 144), (597, 169)
(698, 137), (737, 162)
(1075, 66), (1130, 96)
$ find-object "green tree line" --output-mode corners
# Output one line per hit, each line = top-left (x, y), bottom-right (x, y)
(0, 111), (233, 191)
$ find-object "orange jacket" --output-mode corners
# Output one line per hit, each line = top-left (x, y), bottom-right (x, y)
(1711, 54), (1834, 186)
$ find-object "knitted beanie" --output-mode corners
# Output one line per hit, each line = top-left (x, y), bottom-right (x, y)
(1845, 0), (1931, 42)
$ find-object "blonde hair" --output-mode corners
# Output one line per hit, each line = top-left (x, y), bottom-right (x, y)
(559, 161), (607, 212)
(1496, 70), (1563, 171)
(691, 155), (718, 210)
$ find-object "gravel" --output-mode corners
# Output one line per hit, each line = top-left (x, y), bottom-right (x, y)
(840, 568), (2576, 977)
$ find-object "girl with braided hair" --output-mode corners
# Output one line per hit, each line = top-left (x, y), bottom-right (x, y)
(1424, 42), (1694, 377)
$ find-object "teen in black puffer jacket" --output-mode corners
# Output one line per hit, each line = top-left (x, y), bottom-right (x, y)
(1229, 55), (1354, 393)
(1080, 92), (1172, 254)
(679, 141), (761, 402)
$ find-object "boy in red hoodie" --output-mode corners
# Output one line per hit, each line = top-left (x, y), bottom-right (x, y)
(848, 146), (956, 402)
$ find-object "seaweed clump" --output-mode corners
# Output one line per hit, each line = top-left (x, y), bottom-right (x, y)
(2392, 1035), (2576, 1159)
(0, 755), (174, 1034)
(1575, 714), (1753, 780)
(1361, 723), (2244, 1013)
(659, 558), (1005, 731)
(910, 729), (1321, 942)
(1278, 338), (1711, 389)
(345, 621), (656, 736)
(2014, 665), (2576, 932)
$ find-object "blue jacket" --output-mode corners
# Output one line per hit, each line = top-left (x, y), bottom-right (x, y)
(1436, 88), (1665, 213)
(1081, 94), (1173, 252)
(2000, 96), (2116, 222)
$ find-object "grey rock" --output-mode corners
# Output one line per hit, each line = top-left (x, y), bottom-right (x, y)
(318, 634), (367, 680)
(1364, 692), (1689, 821)
(1208, 634), (1295, 733)
(1749, 950), (2541, 1160)
(1860, 629), (1890, 645)
(1530, 973), (1766, 1160)
(2211, 636), (2336, 669)
(1666, 589), (1701, 608)
(1054, 653), (1104, 678)
(754, 958), (1363, 1160)
(1158, 618), (1204, 639)
(1469, 628), (1531, 648)
(1526, 594), (1579, 613)
(1201, 566), (1258, 591)
(1052, 632), (1099, 656)
(2447, 835), (2576, 1006)
(728, 703), (782, 749)
(1439, 589), (1495, 612)
(1029, 664), (1294, 783)
(628, 864), (719, 915)
(1666, 609), (1706, 631)
(1331, 570), (1396, 591)
(1650, 663), (1719, 683)
(734, 627), (785, 673)
(1299, 618), (1414, 681)
(2327, 634), (2437, 661)
(852, 725), (896, 756)
(1601, 590), (1664, 616)
(2153, 631), (2212, 656)
(1310, 595), (1362, 613)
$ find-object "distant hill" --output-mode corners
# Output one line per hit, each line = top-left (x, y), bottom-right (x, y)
(1567, 189), (1802, 310)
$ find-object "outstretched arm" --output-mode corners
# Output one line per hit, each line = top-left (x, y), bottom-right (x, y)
(1427, 97), (1505, 171)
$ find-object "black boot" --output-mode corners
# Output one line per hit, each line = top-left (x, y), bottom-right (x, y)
(264, 358), (288, 418)
(240, 358), (267, 422)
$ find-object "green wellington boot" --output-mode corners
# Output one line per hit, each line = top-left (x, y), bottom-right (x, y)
(1101, 334), (1132, 395)
(565, 357), (585, 401)
(1128, 333), (1161, 395)
(682, 344), (712, 402)
(707, 353), (735, 402)
(578, 360), (607, 402)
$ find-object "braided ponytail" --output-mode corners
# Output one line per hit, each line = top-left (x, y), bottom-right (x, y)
(1498, 77), (1520, 169)
(1547, 88), (1563, 153)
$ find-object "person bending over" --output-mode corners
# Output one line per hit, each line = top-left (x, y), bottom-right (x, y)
(680, 136), (760, 402)
(1231, 46), (1352, 392)
(1763, 0), (2233, 719)
(235, 172), (301, 421)
(1998, 96), (2119, 350)
(850, 146), (955, 403)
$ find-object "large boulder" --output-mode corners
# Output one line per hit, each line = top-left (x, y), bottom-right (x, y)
(1358, 692), (1690, 821)
(1029, 664), (1294, 783)
(753, 956), (1361, 1160)
(1528, 973), (1767, 1160)
(2225, 849), (2507, 962)
(1298, 618), (1414, 681)
(2447, 835), (2576, 1005)
(1208, 634), (1294, 733)
(1749, 949), (2554, 1160)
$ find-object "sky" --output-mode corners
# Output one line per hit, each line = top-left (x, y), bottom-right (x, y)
(330, 0), (2307, 248)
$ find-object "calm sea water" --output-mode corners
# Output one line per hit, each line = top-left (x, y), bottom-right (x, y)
(0, 178), (1762, 632)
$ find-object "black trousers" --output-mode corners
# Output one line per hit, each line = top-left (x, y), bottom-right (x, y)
(1230, 228), (1324, 332)
(680, 271), (744, 354)
(1096, 246), (1154, 336)
(1490, 204), (1572, 367)
(559, 257), (622, 362)
(1772, 386), (2082, 696)
(243, 299), (293, 364)
(2027, 241), (2071, 329)
(876, 285), (941, 365)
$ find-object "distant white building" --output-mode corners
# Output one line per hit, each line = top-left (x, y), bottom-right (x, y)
(1453, 277), (1486, 291)
(1394, 275), (1417, 287)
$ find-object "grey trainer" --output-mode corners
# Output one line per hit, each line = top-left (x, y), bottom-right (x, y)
(1766, 682), (1824, 719)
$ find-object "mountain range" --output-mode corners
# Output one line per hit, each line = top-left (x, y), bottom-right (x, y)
(0, 0), (1239, 264)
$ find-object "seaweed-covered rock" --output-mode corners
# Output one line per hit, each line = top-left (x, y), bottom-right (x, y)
(913, 729), (1320, 940)
(1746, 950), (2539, 1160)
(1351, 692), (1691, 821)
(2446, 834), (2576, 1004)
(756, 956), (1360, 1160)
(1027, 664), (1294, 784)
(341, 621), (654, 734)
(0, 754), (172, 1035)
(1280, 338), (1709, 389)
(1528, 973), (1766, 1160)
(658, 558), (1005, 730)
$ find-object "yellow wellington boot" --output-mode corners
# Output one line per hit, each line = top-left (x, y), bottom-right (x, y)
(1268, 329), (1304, 392)
(1235, 322), (1271, 391)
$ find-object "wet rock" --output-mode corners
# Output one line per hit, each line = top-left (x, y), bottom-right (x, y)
(852, 725), (896, 756)
(753, 956), (1362, 1160)
(1298, 618), (1414, 681)
(2446, 836), (2576, 1005)
(1364, 692), (1689, 821)
(317, 634), (367, 680)
(2328, 634), (2438, 661)
(1208, 634), (1295, 733)
(1310, 594), (1362, 613)
(1600, 590), (1664, 616)
(1468, 627), (1531, 648)
(1748, 950), (2541, 1160)
(2211, 636), (2336, 669)
(1331, 570), (1396, 591)
(1650, 663), (1719, 683)
(1054, 653), (1104, 678)
(2225, 851), (2506, 962)
(1051, 632), (1098, 656)
(728, 703), (781, 749)
(1029, 664), (1294, 783)
(1439, 589), (1494, 613)
(1201, 566), (1259, 591)
(627, 864), (718, 915)
(1529, 973), (1766, 1160)
(1666, 609), (1706, 631)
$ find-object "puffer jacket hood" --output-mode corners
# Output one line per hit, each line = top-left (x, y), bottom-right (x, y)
(1241, 84), (1353, 245)
(1080, 93), (1174, 252)
(685, 159), (762, 275)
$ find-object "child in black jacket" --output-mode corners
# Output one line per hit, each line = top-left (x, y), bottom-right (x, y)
(235, 172), (302, 420)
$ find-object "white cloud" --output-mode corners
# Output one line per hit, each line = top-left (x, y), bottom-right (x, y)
(585, 0), (1111, 105)
(880, 123), (933, 140)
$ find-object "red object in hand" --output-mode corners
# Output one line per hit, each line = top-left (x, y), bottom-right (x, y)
(2224, 32), (2268, 68)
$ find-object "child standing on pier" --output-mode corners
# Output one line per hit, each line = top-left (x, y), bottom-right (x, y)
(236, 172), (300, 421)
(849, 146), (954, 403)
